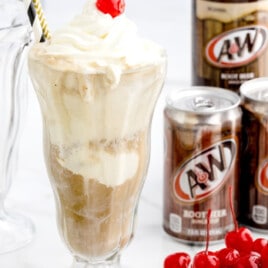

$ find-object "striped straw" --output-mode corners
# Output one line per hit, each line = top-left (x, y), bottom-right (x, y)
(23, 0), (51, 42)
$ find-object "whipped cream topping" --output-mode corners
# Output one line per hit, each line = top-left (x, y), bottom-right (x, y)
(30, 0), (165, 78)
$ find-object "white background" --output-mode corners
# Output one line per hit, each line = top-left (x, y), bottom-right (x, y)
(2, 1), (266, 267)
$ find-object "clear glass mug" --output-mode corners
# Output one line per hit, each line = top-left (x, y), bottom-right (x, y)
(0, 0), (34, 254)
(28, 49), (166, 267)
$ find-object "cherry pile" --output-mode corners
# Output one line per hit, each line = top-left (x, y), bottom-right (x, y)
(164, 231), (268, 268)
(96, 0), (125, 18)
(164, 188), (268, 268)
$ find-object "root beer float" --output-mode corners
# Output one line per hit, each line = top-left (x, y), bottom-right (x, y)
(163, 87), (241, 244)
(28, 0), (166, 265)
(192, 0), (268, 92)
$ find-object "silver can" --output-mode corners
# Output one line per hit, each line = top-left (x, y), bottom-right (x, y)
(163, 87), (241, 244)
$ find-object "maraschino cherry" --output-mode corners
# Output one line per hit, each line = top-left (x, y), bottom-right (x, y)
(216, 247), (240, 267)
(163, 252), (191, 268)
(261, 243), (268, 266)
(233, 251), (262, 268)
(192, 210), (220, 268)
(252, 238), (268, 254)
(225, 187), (254, 255)
(96, 0), (125, 18)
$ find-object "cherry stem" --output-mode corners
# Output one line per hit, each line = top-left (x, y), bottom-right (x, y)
(206, 209), (212, 254)
(229, 186), (239, 232)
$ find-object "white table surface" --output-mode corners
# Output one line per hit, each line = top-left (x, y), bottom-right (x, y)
(1, 0), (268, 267)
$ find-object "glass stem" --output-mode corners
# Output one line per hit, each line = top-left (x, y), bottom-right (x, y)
(72, 255), (121, 268)
(0, 200), (6, 219)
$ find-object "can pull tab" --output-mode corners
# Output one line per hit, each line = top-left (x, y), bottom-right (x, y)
(193, 96), (215, 112)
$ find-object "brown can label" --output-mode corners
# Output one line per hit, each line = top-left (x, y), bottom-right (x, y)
(239, 108), (268, 231)
(192, 0), (268, 92)
(163, 115), (241, 243)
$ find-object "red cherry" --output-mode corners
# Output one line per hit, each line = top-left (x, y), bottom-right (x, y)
(96, 0), (125, 18)
(192, 210), (220, 268)
(217, 247), (240, 267)
(233, 252), (262, 268)
(192, 251), (220, 268)
(261, 243), (268, 266)
(225, 227), (254, 255)
(252, 238), (268, 254)
(225, 187), (253, 255)
(163, 252), (191, 268)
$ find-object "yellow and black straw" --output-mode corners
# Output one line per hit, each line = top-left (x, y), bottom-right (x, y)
(24, 0), (51, 42)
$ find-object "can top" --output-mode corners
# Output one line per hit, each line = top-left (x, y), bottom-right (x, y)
(240, 78), (268, 104)
(166, 86), (240, 114)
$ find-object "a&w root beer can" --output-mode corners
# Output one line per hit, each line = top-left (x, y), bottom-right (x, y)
(163, 87), (241, 244)
(192, 0), (268, 93)
(239, 78), (268, 232)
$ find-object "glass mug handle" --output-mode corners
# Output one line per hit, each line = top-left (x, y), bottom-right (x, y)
(0, 34), (34, 254)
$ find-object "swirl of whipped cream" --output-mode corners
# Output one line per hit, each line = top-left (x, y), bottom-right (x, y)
(30, 0), (165, 77)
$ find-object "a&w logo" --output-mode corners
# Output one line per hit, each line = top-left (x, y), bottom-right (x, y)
(173, 140), (236, 204)
(258, 160), (268, 195)
(206, 26), (268, 68)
